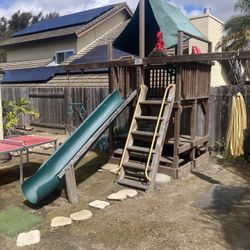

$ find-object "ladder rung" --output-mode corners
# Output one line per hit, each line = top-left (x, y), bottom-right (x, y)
(135, 116), (163, 121)
(113, 148), (184, 165)
(127, 146), (155, 154)
(131, 130), (159, 137)
(125, 170), (147, 179)
(118, 178), (148, 190)
(123, 161), (148, 171)
(140, 100), (171, 105)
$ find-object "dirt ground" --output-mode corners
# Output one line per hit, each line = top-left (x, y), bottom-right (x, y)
(0, 131), (250, 250)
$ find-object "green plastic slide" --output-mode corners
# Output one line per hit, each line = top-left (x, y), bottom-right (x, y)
(22, 90), (124, 204)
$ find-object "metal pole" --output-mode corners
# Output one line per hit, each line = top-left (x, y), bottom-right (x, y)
(0, 70), (4, 139)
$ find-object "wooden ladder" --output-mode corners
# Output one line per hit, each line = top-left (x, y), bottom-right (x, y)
(117, 84), (176, 190)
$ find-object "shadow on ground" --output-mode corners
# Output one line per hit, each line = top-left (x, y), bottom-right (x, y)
(196, 161), (250, 249)
(0, 162), (40, 186)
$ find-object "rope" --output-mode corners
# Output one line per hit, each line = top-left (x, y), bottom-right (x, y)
(144, 84), (175, 181)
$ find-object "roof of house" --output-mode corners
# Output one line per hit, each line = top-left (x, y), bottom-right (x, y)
(70, 44), (130, 65)
(62, 20), (130, 65)
(0, 58), (54, 70)
(14, 5), (114, 37)
(0, 65), (106, 84)
(0, 2), (131, 48)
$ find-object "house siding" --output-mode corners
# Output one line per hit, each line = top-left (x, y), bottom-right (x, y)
(77, 9), (130, 52)
(7, 38), (77, 62)
(190, 15), (229, 86)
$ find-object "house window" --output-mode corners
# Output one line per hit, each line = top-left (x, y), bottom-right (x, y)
(55, 50), (74, 64)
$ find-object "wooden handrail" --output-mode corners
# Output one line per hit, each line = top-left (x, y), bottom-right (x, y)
(117, 85), (147, 174)
(144, 84), (175, 181)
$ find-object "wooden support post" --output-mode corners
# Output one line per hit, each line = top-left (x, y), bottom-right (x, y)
(177, 32), (184, 55)
(173, 107), (181, 170)
(173, 63), (182, 171)
(190, 100), (197, 168)
(208, 42), (213, 53)
(139, 0), (145, 59)
(138, 66), (145, 86)
(108, 42), (114, 154)
(138, 0), (145, 87)
(204, 99), (210, 153)
(65, 165), (79, 203)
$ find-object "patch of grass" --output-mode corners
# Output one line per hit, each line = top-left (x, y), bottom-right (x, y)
(0, 207), (43, 237)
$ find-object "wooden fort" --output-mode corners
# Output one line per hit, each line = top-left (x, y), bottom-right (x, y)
(65, 24), (214, 191)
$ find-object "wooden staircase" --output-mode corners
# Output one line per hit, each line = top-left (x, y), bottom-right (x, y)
(117, 84), (176, 190)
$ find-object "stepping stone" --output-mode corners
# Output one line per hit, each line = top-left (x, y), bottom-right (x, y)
(156, 173), (172, 183)
(89, 200), (110, 209)
(117, 189), (138, 198)
(101, 163), (119, 171)
(70, 210), (92, 221)
(107, 193), (127, 201)
(16, 230), (40, 247)
(50, 216), (72, 227)
(42, 143), (54, 149)
(110, 168), (119, 175)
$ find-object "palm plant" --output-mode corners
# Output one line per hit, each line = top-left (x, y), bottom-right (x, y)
(2, 98), (39, 136)
(218, 0), (250, 51)
(217, 0), (250, 81)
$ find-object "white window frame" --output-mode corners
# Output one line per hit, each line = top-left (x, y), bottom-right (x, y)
(55, 49), (75, 64)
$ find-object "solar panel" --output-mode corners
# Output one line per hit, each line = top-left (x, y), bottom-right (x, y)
(0, 66), (108, 84)
(1, 66), (65, 83)
(71, 45), (130, 65)
(14, 5), (115, 37)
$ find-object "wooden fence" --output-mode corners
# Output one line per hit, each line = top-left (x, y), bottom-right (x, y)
(2, 85), (250, 146)
(1, 86), (109, 131)
(209, 85), (250, 144)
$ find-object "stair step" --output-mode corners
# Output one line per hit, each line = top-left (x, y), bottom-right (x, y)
(123, 161), (148, 171)
(125, 170), (147, 179)
(131, 130), (159, 137)
(118, 178), (148, 190)
(113, 148), (185, 165)
(135, 116), (163, 121)
(127, 146), (155, 154)
(140, 100), (170, 105)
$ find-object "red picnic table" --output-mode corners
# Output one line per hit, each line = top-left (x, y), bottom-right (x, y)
(0, 135), (57, 184)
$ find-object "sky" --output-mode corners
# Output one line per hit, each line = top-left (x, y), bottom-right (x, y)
(0, 0), (238, 22)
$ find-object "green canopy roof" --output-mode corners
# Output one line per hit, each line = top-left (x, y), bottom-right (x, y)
(113, 0), (208, 56)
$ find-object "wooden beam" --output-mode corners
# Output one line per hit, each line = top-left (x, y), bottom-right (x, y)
(64, 51), (250, 71)
(65, 165), (79, 203)
(143, 51), (250, 64)
(139, 0), (145, 59)
(177, 31), (184, 55)
(179, 30), (211, 44)
(108, 42), (114, 154)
